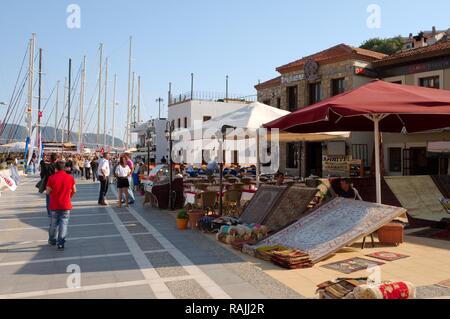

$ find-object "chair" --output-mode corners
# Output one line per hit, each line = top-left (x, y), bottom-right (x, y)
(196, 191), (217, 211)
(222, 190), (242, 217)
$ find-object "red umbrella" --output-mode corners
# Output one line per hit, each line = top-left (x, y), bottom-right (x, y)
(264, 80), (450, 203)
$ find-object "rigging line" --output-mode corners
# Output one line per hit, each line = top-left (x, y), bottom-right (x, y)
(83, 76), (100, 127)
(2, 44), (28, 130)
(0, 65), (29, 137)
(85, 80), (105, 134)
(5, 75), (34, 141)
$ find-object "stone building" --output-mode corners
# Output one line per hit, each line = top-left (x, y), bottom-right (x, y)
(255, 44), (386, 177)
(373, 38), (450, 176)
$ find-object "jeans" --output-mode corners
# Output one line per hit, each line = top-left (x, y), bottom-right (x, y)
(98, 176), (109, 203)
(85, 167), (91, 180)
(48, 210), (70, 246)
(46, 194), (51, 218)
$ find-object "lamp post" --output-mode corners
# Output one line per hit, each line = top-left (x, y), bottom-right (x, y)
(146, 129), (153, 177)
(165, 121), (175, 210)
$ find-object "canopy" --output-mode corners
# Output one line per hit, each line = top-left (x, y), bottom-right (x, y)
(264, 80), (450, 204)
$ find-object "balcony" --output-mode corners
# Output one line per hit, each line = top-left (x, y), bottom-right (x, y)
(169, 91), (256, 106)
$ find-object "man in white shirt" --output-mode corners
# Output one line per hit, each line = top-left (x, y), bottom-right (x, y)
(98, 153), (111, 206)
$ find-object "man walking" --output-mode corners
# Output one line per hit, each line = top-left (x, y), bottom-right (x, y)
(98, 153), (111, 206)
(123, 153), (136, 205)
(40, 153), (57, 217)
(46, 161), (76, 250)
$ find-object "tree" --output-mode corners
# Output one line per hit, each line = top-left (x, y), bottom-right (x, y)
(360, 36), (404, 55)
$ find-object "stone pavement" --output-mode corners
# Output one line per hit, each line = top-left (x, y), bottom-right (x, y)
(0, 177), (301, 299)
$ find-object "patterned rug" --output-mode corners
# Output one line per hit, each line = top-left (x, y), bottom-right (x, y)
(366, 251), (410, 262)
(385, 176), (449, 222)
(262, 186), (318, 233)
(239, 185), (288, 225)
(246, 197), (406, 263)
(322, 257), (385, 274)
(432, 175), (450, 199)
(438, 279), (450, 288)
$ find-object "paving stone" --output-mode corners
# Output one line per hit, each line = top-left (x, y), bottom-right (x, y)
(133, 234), (164, 252)
(166, 279), (212, 299)
(145, 252), (189, 278)
(123, 223), (148, 234)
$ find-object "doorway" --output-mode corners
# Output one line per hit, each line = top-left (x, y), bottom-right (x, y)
(403, 147), (439, 175)
(306, 142), (323, 177)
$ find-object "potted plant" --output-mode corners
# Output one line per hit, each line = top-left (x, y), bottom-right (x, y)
(176, 210), (189, 230)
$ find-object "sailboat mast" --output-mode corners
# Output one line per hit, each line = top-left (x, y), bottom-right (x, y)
(126, 36), (132, 148)
(67, 59), (72, 143)
(137, 75), (141, 124)
(37, 48), (42, 156)
(26, 34), (35, 142)
(103, 57), (108, 148)
(79, 56), (86, 151)
(61, 77), (67, 144)
(54, 80), (59, 142)
(97, 43), (103, 147)
(112, 74), (117, 150)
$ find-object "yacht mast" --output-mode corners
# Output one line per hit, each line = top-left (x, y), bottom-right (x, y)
(54, 80), (59, 142)
(103, 57), (108, 148)
(26, 34), (35, 144)
(126, 36), (132, 148)
(78, 56), (86, 151)
(112, 74), (117, 150)
(97, 43), (103, 147)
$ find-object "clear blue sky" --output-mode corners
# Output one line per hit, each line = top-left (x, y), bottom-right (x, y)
(2, 0), (450, 140)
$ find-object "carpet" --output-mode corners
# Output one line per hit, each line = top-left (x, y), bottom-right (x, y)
(239, 185), (288, 225)
(366, 251), (410, 262)
(385, 176), (448, 222)
(262, 186), (318, 233)
(322, 257), (385, 274)
(437, 279), (450, 288)
(432, 175), (450, 199)
(245, 197), (406, 263)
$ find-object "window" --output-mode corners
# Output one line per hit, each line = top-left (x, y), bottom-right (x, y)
(419, 76), (440, 89)
(184, 117), (188, 128)
(203, 116), (211, 122)
(171, 120), (175, 129)
(286, 143), (300, 169)
(276, 97), (281, 109)
(263, 99), (271, 106)
(177, 118), (181, 128)
(351, 144), (369, 168)
(287, 86), (298, 111)
(389, 148), (402, 172)
(308, 82), (321, 105)
(331, 78), (345, 96)
(391, 81), (402, 84)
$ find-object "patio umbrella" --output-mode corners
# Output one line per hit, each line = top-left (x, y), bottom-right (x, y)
(264, 80), (450, 204)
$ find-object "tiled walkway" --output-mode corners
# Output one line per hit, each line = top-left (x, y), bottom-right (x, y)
(0, 177), (301, 299)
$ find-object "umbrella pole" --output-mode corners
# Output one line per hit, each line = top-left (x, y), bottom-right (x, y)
(256, 128), (261, 188)
(374, 117), (382, 204)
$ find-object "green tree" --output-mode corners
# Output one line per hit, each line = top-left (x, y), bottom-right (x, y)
(360, 36), (404, 55)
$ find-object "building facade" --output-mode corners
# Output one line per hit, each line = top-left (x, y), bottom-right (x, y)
(374, 38), (450, 176)
(255, 44), (387, 177)
(131, 118), (168, 163)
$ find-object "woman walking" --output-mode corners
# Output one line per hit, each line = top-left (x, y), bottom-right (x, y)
(115, 156), (131, 208)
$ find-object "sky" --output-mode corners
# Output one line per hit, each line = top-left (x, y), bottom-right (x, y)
(1, 0), (450, 141)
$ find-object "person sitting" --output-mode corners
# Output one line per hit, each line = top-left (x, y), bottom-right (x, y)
(274, 171), (285, 186)
(336, 178), (362, 200)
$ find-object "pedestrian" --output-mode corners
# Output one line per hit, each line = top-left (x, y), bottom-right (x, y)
(91, 156), (99, 182)
(123, 153), (136, 205)
(115, 156), (131, 208)
(40, 153), (58, 217)
(97, 153), (111, 206)
(65, 156), (74, 175)
(84, 157), (91, 180)
(46, 160), (77, 250)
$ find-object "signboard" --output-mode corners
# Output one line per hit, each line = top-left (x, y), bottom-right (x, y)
(322, 155), (352, 177)
(354, 66), (378, 78)
(381, 57), (450, 78)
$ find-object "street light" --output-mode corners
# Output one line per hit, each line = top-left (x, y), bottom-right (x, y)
(165, 120), (175, 210)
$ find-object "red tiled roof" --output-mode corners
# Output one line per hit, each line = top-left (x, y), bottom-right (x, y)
(254, 76), (281, 90)
(276, 44), (387, 74)
(374, 38), (450, 67)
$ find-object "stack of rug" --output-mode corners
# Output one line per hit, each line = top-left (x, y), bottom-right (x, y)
(316, 279), (416, 299)
(254, 246), (313, 269)
(216, 224), (270, 245)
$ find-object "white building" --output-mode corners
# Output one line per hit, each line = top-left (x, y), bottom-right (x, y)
(131, 118), (168, 163)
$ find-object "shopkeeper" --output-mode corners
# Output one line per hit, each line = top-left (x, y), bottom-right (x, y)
(336, 178), (362, 200)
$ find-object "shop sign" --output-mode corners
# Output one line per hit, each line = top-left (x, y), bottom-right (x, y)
(354, 66), (378, 78)
(381, 57), (450, 77)
(322, 155), (352, 177)
(281, 73), (305, 84)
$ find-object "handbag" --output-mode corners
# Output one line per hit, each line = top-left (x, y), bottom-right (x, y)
(37, 177), (47, 194)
